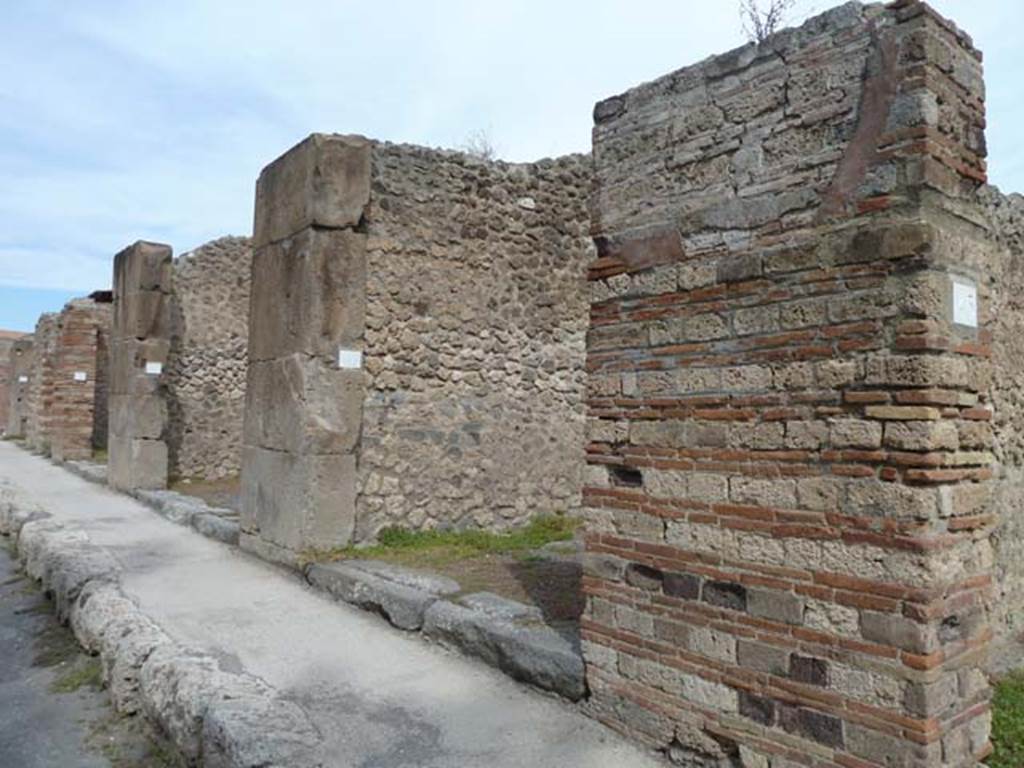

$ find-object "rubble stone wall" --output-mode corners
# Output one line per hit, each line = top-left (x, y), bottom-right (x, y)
(50, 298), (112, 462)
(356, 144), (591, 540)
(981, 188), (1024, 672)
(108, 241), (173, 491)
(242, 134), (592, 564)
(166, 236), (252, 480)
(4, 337), (33, 437)
(582, 3), (995, 766)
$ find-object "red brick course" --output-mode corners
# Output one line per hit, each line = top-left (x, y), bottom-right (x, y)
(583, 3), (994, 765)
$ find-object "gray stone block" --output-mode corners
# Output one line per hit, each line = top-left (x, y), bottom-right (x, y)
(306, 561), (440, 630)
(458, 591), (542, 622)
(113, 241), (172, 296)
(248, 228), (367, 362)
(422, 598), (585, 700)
(244, 355), (364, 454)
(109, 393), (166, 440)
(109, 436), (167, 491)
(253, 133), (371, 248)
(240, 447), (356, 559)
(121, 290), (171, 341)
(191, 514), (240, 546)
(343, 560), (461, 596)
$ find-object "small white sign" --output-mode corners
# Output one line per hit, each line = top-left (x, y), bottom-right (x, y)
(73, 371), (88, 382)
(338, 348), (363, 370)
(17, 375), (28, 384)
(145, 361), (163, 375)
(952, 278), (978, 328)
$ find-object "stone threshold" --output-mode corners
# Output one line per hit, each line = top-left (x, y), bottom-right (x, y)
(36, 446), (587, 703)
(305, 560), (585, 701)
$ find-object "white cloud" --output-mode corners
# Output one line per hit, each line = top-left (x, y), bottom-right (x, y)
(1, 0), (1021, 295)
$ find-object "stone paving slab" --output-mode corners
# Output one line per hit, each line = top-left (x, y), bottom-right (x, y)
(0, 442), (665, 768)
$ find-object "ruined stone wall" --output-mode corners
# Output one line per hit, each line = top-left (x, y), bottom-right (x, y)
(243, 135), (591, 564)
(0, 332), (24, 435)
(981, 188), (1024, 672)
(5, 337), (33, 437)
(166, 236), (252, 480)
(108, 242), (173, 491)
(25, 313), (58, 452)
(49, 297), (112, 462)
(356, 145), (591, 539)
(582, 3), (994, 766)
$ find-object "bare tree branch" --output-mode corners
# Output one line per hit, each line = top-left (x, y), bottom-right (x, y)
(460, 128), (497, 161)
(740, 0), (797, 44)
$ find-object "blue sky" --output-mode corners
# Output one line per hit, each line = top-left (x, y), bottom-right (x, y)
(2, 1), (1021, 332)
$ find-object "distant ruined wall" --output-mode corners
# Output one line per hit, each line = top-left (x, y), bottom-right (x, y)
(166, 236), (252, 480)
(242, 134), (592, 564)
(581, 3), (995, 767)
(0, 333), (23, 434)
(25, 313), (59, 452)
(50, 297), (112, 462)
(981, 188), (1024, 672)
(5, 337), (33, 437)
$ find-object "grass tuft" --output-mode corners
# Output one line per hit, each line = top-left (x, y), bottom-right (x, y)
(306, 514), (581, 569)
(50, 658), (103, 694)
(990, 672), (1024, 767)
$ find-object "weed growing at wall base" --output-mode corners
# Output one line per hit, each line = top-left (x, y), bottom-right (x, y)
(307, 514), (581, 569)
(990, 673), (1024, 768)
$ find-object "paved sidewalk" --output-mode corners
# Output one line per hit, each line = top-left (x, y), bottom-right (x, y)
(0, 443), (663, 768)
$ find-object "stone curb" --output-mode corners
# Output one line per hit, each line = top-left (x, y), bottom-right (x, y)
(129, 489), (242, 546)
(63, 459), (109, 485)
(45, 450), (241, 547)
(0, 479), (326, 768)
(306, 560), (586, 701)
(28, 451), (588, 703)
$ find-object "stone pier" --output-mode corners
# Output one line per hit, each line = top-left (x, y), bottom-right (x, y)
(242, 136), (592, 565)
(49, 296), (112, 462)
(581, 2), (995, 766)
(0, 331), (28, 437)
(25, 313), (59, 453)
(4, 336), (33, 438)
(108, 241), (173, 491)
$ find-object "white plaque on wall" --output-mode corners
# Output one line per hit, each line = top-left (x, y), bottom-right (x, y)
(73, 371), (88, 382)
(17, 375), (28, 384)
(145, 361), (163, 375)
(952, 278), (978, 328)
(338, 349), (363, 370)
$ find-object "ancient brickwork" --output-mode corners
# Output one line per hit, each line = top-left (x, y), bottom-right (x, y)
(25, 313), (59, 452)
(50, 297), (112, 462)
(4, 336), (33, 437)
(981, 188), (1024, 672)
(242, 135), (591, 564)
(108, 242), (173, 491)
(582, 3), (994, 766)
(166, 236), (252, 480)
(0, 331), (25, 435)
